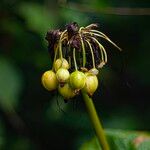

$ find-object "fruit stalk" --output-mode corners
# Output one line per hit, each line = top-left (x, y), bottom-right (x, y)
(81, 91), (110, 150)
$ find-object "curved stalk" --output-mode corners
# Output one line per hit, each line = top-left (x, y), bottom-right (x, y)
(85, 40), (96, 68)
(84, 32), (105, 63)
(52, 45), (59, 70)
(81, 91), (110, 150)
(68, 45), (71, 69)
(90, 30), (122, 51)
(59, 30), (67, 60)
(73, 48), (78, 70)
(91, 37), (108, 63)
(79, 27), (86, 67)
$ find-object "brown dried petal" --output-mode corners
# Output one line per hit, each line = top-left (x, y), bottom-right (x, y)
(66, 22), (79, 39)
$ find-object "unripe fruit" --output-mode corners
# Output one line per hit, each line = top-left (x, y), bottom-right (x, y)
(41, 70), (58, 91)
(56, 68), (70, 83)
(70, 71), (86, 90)
(54, 58), (69, 72)
(83, 73), (98, 96)
(58, 83), (75, 99)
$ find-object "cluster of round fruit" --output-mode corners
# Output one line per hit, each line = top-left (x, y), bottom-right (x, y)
(41, 58), (98, 100)
(42, 22), (121, 99)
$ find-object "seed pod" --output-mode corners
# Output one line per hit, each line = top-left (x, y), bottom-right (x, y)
(41, 70), (58, 91)
(58, 83), (75, 99)
(70, 71), (86, 90)
(83, 73), (98, 96)
(54, 58), (69, 72)
(56, 68), (70, 83)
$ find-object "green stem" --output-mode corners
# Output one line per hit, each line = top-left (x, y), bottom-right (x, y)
(81, 91), (110, 150)
(85, 40), (96, 68)
(79, 27), (86, 67)
(73, 48), (78, 70)
(91, 37), (107, 63)
(90, 30), (122, 51)
(52, 45), (58, 71)
(59, 30), (67, 60)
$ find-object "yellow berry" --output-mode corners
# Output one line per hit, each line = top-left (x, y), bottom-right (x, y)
(83, 73), (98, 96)
(56, 68), (70, 83)
(54, 58), (69, 72)
(41, 70), (58, 91)
(58, 83), (75, 99)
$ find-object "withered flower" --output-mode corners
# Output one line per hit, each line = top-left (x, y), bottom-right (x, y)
(43, 22), (121, 99)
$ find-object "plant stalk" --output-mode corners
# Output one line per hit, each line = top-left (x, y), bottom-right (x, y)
(82, 91), (110, 150)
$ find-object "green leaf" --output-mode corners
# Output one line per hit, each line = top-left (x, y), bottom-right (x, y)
(79, 129), (150, 150)
(0, 57), (22, 110)
(137, 140), (150, 150)
(106, 129), (138, 150)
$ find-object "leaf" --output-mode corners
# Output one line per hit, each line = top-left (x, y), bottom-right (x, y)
(133, 136), (150, 150)
(79, 129), (150, 150)
(0, 57), (22, 110)
(136, 140), (150, 150)
(106, 129), (138, 150)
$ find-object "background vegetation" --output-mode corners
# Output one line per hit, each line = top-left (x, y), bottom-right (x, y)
(0, 0), (150, 149)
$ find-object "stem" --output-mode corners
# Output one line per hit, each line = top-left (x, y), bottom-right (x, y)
(79, 27), (86, 67)
(52, 45), (59, 70)
(84, 32), (105, 63)
(68, 45), (71, 69)
(59, 30), (67, 60)
(73, 48), (78, 70)
(85, 40), (96, 68)
(81, 91), (110, 150)
(90, 30), (122, 51)
(91, 37), (107, 63)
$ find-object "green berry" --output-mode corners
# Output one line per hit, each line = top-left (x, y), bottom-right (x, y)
(70, 71), (86, 90)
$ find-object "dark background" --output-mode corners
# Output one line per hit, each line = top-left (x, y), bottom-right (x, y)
(0, 0), (150, 149)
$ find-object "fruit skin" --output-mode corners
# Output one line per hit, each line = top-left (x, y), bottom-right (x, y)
(56, 68), (70, 83)
(83, 73), (98, 96)
(54, 58), (69, 72)
(41, 70), (58, 91)
(70, 71), (86, 90)
(58, 83), (75, 99)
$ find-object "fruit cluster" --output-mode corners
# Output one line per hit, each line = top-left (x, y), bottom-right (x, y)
(42, 58), (98, 99)
(41, 22), (121, 100)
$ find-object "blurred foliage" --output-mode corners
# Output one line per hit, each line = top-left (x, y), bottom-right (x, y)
(0, 57), (22, 109)
(18, 2), (56, 37)
(0, 0), (150, 149)
(79, 129), (150, 150)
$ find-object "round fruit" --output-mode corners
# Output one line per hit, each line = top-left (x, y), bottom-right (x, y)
(41, 70), (58, 91)
(70, 71), (86, 90)
(83, 73), (98, 96)
(56, 68), (70, 83)
(58, 83), (75, 99)
(54, 58), (69, 72)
